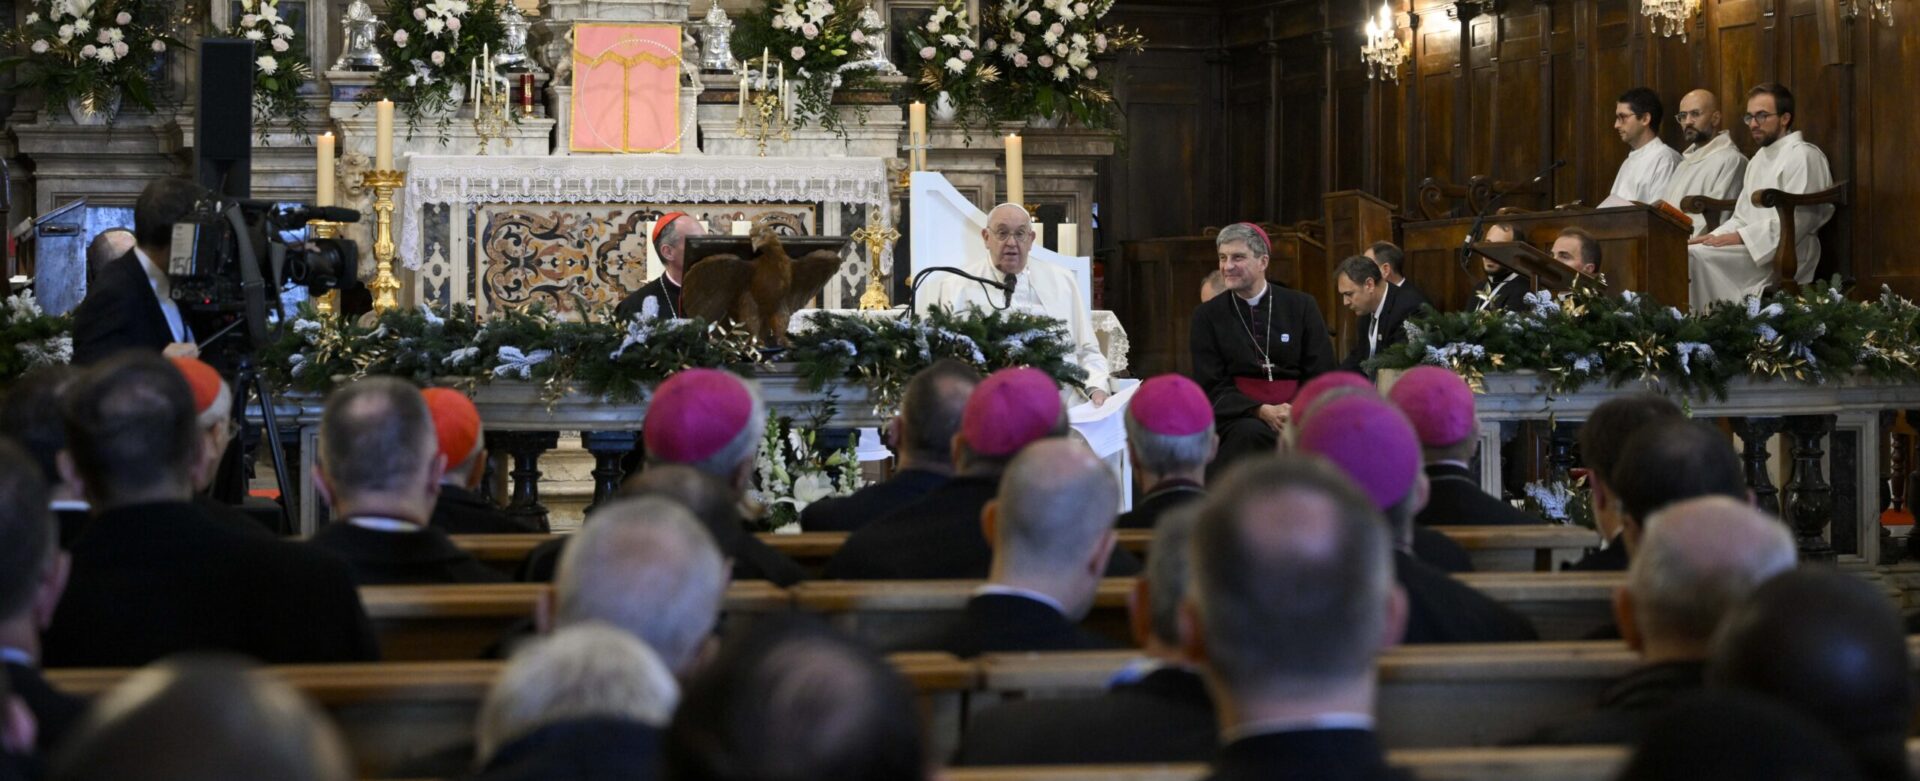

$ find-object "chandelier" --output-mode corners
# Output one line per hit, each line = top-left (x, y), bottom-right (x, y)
(1361, 2), (1406, 83)
(1863, 0), (1894, 27)
(1642, 0), (1700, 40)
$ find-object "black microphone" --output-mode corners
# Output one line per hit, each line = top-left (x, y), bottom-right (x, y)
(1459, 159), (1566, 272)
(1003, 272), (1016, 308)
(908, 266), (1017, 313)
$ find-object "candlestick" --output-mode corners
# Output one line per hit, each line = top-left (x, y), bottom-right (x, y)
(375, 99), (394, 170)
(315, 133), (335, 206)
(1056, 222), (1078, 257)
(909, 101), (926, 171)
(1005, 133), (1024, 205)
(363, 169), (406, 313)
(520, 74), (535, 115)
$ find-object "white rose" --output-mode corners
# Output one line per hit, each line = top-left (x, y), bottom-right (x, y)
(800, 22), (818, 38)
(114, 11), (129, 24)
(1054, 43), (1068, 56)
(919, 45), (935, 60)
(391, 29), (408, 45)
(1052, 64), (1069, 80)
(57, 24), (73, 41)
(1011, 52), (1028, 67)
(244, 28), (264, 40)
(241, 13), (257, 26)
(96, 28), (110, 42)
(29, 40), (49, 53)
(1011, 30), (1025, 44)
(960, 49), (974, 61)
(944, 56), (965, 74)
(151, 39), (165, 52)
(1074, 2), (1089, 14)
(271, 36), (289, 51)
(1025, 10), (1044, 24)
(112, 39), (126, 56)
(789, 45), (805, 59)
(79, 43), (95, 57)
(446, 16), (460, 30)
(1083, 65), (1097, 79)
(413, 7), (427, 19)
(1049, 22), (1065, 34)
(850, 29), (865, 44)
(1094, 33), (1107, 51)
(429, 49), (444, 64)
(256, 54), (277, 73)
(1036, 53), (1053, 67)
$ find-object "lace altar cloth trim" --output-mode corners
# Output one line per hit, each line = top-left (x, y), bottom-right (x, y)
(399, 155), (891, 269)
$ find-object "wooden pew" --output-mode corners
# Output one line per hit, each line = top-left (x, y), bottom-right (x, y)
(1400, 205), (1692, 313)
(942, 745), (1627, 781)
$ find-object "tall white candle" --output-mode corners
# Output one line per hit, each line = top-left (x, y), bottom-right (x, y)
(316, 133), (335, 206)
(909, 101), (926, 171)
(1005, 134), (1024, 205)
(1056, 222), (1078, 257)
(470, 58), (478, 106)
(731, 220), (752, 236)
(375, 99), (395, 170)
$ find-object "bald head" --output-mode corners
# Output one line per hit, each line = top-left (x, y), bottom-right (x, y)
(51, 657), (351, 781)
(1677, 89), (1723, 146)
(983, 203), (1035, 276)
(556, 496), (728, 674)
(1623, 496), (1795, 658)
(87, 229), (136, 274)
(990, 439), (1120, 617)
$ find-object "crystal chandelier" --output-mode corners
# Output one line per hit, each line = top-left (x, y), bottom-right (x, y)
(1361, 2), (1406, 83)
(1866, 0), (1894, 27)
(1642, 0), (1700, 40)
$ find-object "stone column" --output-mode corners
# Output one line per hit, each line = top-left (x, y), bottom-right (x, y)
(486, 430), (561, 532)
(1784, 414), (1837, 561)
(581, 430), (639, 514)
(1731, 416), (1785, 519)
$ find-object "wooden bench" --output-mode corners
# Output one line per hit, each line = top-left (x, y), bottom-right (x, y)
(942, 745), (1628, 781)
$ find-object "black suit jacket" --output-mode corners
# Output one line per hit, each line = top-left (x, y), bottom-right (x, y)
(955, 665), (1216, 765)
(823, 475), (1141, 580)
(799, 468), (948, 533)
(613, 276), (682, 322)
(1522, 661), (1706, 746)
(1416, 463), (1547, 527)
(915, 593), (1121, 658)
(53, 507), (89, 550)
(1411, 526), (1474, 573)
(308, 521), (510, 586)
(1474, 272), (1531, 314)
(71, 251), (188, 366)
(1203, 730), (1412, 781)
(430, 486), (542, 535)
(1393, 279), (1434, 312)
(1563, 532), (1629, 572)
(1396, 550), (1538, 644)
(5, 662), (86, 755)
(469, 717), (662, 781)
(1116, 482), (1204, 530)
(1341, 283), (1427, 373)
(42, 501), (379, 666)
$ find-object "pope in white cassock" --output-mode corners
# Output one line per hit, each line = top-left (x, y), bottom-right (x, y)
(1661, 89), (1749, 238)
(1687, 84), (1834, 311)
(917, 203), (1112, 405)
(1598, 87), (1681, 208)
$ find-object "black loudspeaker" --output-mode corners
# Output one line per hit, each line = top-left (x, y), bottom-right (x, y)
(196, 38), (255, 198)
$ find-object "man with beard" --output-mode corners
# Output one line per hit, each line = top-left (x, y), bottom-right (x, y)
(1471, 210), (1532, 314)
(1661, 90), (1749, 238)
(1687, 83), (1835, 309)
(1600, 87), (1681, 208)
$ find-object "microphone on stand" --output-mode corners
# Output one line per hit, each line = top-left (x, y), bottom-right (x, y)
(908, 266), (1016, 313)
(1459, 159), (1566, 272)
(1003, 272), (1017, 309)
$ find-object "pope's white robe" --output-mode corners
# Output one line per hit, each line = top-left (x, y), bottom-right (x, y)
(1600, 139), (1682, 207)
(1661, 131), (1749, 238)
(917, 257), (1112, 394)
(1687, 131), (1834, 310)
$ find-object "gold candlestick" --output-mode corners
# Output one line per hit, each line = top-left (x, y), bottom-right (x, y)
(364, 169), (406, 313)
(307, 219), (343, 316)
(851, 216), (900, 311)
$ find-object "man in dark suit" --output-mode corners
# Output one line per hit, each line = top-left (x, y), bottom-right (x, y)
(1185, 456), (1414, 781)
(0, 440), (85, 764)
(473, 624), (676, 781)
(1564, 394), (1686, 571)
(1387, 366), (1547, 527)
(41, 353), (379, 666)
(916, 439), (1124, 657)
(1297, 395), (1537, 643)
(955, 503), (1215, 765)
(1115, 375), (1213, 530)
(422, 389), (539, 535)
(1472, 218), (1534, 314)
(71, 178), (205, 366)
(1366, 241), (1433, 312)
(307, 378), (506, 586)
(800, 360), (977, 533)
(0, 368), (91, 548)
(613, 212), (702, 322)
(1335, 255), (1424, 375)
(825, 367), (1138, 580)
(1527, 496), (1795, 745)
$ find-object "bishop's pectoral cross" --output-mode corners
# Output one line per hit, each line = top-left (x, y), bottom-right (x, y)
(1261, 360), (1275, 382)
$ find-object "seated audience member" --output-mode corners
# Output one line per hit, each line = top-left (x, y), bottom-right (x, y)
(1199, 270), (1227, 302)
(1710, 568), (1913, 781)
(1388, 366), (1544, 526)
(955, 503), (1215, 765)
(49, 656), (352, 781)
(639, 369), (805, 586)
(1185, 455), (1412, 781)
(1473, 213), (1532, 314)
(422, 388), (537, 535)
(827, 367), (1137, 579)
(168, 357), (276, 536)
(1116, 374), (1214, 529)
(307, 378), (506, 585)
(472, 624), (679, 781)
(42, 354), (376, 666)
(1525, 496), (1795, 744)
(916, 438), (1123, 657)
(0, 441), (85, 759)
(550, 496), (728, 676)
(1297, 396), (1536, 643)
(1617, 692), (1866, 781)
(801, 360), (977, 533)
(0, 368), (89, 548)
(666, 615), (928, 781)
(1552, 226), (1602, 277)
(1366, 241), (1432, 311)
(1566, 393), (1685, 571)
(1608, 418), (1749, 554)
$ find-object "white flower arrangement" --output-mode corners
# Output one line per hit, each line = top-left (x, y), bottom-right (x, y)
(748, 409), (867, 532)
(227, 0), (312, 140)
(0, 0), (183, 118)
(982, 0), (1142, 125)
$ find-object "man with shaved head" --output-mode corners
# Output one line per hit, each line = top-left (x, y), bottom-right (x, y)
(1661, 89), (1749, 238)
(1527, 496), (1796, 744)
(917, 203), (1112, 404)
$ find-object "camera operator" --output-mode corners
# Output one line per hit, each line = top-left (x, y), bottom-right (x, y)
(71, 178), (206, 366)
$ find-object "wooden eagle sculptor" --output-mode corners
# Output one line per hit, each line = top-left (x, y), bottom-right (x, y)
(680, 224), (843, 346)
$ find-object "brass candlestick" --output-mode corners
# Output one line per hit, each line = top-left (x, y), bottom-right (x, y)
(851, 216), (900, 311)
(473, 81), (513, 155)
(307, 219), (343, 315)
(364, 169), (405, 313)
(737, 91), (790, 157)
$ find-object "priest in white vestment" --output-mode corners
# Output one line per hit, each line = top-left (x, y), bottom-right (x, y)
(917, 203), (1112, 404)
(1661, 89), (1749, 238)
(1687, 84), (1834, 311)
(1598, 87), (1682, 207)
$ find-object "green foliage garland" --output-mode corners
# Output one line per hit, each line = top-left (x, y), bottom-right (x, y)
(0, 292), (75, 388)
(786, 304), (1088, 412)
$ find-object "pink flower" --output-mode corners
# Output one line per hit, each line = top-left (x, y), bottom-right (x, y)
(850, 29), (865, 44)
(1037, 53), (1053, 67)
(790, 45), (806, 59)
(430, 49), (444, 64)
(79, 43), (96, 57)
(151, 39), (165, 52)
(446, 16), (460, 30)
(1024, 10), (1042, 24)
(1049, 22), (1064, 34)
(29, 40), (49, 53)
(114, 11), (130, 24)
(919, 45), (935, 60)
(1011, 52), (1028, 67)
(1084, 65), (1098, 79)
(112, 40), (127, 56)
(800, 22), (818, 38)
(271, 36), (288, 51)
(392, 29), (408, 45)
(413, 7), (426, 19)
(1074, 2), (1090, 15)
(959, 49), (973, 61)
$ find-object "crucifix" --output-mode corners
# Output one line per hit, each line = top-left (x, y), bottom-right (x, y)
(852, 216), (901, 311)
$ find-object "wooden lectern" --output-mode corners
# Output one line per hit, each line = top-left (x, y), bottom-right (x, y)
(1399, 204), (1692, 312)
(1469, 240), (1592, 293)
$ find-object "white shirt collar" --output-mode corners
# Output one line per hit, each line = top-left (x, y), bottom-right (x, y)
(50, 499), (90, 512)
(1223, 713), (1376, 744)
(1371, 287), (1389, 320)
(346, 516), (424, 533)
(133, 247), (171, 298)
(973, 584), (1069, 617)
(1236, 282), (1269, 308)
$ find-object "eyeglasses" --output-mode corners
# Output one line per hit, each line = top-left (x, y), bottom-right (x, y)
(1674, 109), (1704, 123)
(990, 228), (1035, 243)
(1612, 112), (1638, 122)
(1742, 111), (1777, 125)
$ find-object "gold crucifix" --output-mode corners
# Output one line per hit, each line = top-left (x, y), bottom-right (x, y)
(852, 217), (901, 311)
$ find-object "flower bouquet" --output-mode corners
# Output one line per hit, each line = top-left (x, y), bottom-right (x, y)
(227, 0), (311, 141)
(734, 0), (887, 133)
(981, 0), (1142, 127)
(905, 0), (999, 134)
(0, 291), (74, 387)
(748, 406), (866, 532)
(0, 0), (187, 123)
(368, 0), (506, 138)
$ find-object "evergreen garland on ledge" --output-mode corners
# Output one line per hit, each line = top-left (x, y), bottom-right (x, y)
(787, 305), (1089, 412)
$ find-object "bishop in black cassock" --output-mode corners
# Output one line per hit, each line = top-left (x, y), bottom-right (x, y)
(1190, 225), (1337, 473)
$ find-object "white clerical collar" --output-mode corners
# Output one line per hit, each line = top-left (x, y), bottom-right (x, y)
(346, 516), (424, 533)
(134, 247), (172, 298)
(50, 499), (90, 512)
(1236, 283), (1269, 308)
(1222, 713), (1376, 744)
(974, 584), (1069, 618)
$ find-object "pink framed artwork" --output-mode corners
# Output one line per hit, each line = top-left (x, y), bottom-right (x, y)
(570, 23), (682, 153)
